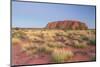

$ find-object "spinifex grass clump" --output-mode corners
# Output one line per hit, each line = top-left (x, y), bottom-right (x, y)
(47, 42), (65, 48)
(74, 44), (87, 48)
(12, 38), (22, 45)
(51, 48), (73, 63)
(20, 42), (40, 56)
(12, 30), (27, 39)
(73, 40), (87, 48)
(37, 45), (54, 54)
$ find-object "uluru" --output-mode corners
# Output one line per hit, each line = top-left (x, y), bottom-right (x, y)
(46, 20), (88, 30)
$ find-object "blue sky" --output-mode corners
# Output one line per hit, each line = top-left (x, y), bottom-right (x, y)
(12, 1), (96, 28)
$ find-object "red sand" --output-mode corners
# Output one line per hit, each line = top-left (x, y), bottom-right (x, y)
(12, 44), (95, 66)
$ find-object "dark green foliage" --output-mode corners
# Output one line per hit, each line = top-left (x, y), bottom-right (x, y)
(80, 35), (89, 41)
(90, 39), (96, 45)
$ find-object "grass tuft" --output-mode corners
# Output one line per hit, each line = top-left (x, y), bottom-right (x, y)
(51, 48), (73, 63)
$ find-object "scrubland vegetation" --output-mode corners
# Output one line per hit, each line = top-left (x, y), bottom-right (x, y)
(12, 28), (96, 65)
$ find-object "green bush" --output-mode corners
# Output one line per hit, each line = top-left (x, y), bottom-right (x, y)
(90, 39), (96, 45)
(80, 35), (89, 40)
(51, 48), (73, 63)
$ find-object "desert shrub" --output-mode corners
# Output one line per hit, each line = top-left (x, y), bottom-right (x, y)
(73, 44), (87, 48)
(37, 45), (47, 53)
(14, 27), (20, 30)
(51, 48), (73, 63)
(73, 40), (87, 48)
(12, 38), (21, 45)
(25, 48), (37, 55)
(55, 32), (63, 36)
(42, 45), (54, 54)
(89, 39), (96, 45)
(47, 42), (65, 48)
(80, 35), (89, 41)
(90, 30), (95, 34)
(29, 36), (44, 42)
(56, 31), (67, 37)
(67, 33), (75, 39)
(44, 36), (55, 41)
(12, 30), (27, 39)
(21, 43), (39, 55)
(37, 45), (54, 54)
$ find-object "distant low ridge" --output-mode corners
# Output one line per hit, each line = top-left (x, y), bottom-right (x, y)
(46, 20), (88, 30)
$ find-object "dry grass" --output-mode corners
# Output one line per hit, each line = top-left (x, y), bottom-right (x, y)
(12, 38), (22, 45)
(73, 40), (87, 48)
(51, 48), (73, 63)
(12, 28), (95, 61)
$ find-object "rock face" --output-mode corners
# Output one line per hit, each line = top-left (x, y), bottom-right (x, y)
(46, 20), (88, 30)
